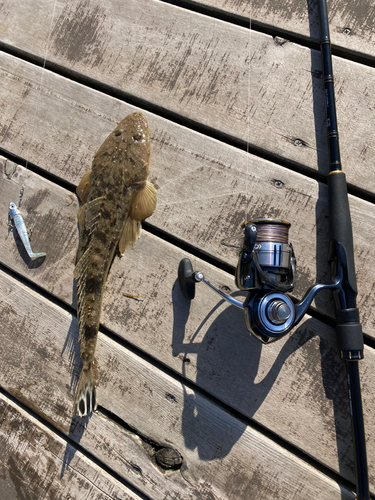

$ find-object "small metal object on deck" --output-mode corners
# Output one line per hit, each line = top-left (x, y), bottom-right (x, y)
(155, 448), (183, 469)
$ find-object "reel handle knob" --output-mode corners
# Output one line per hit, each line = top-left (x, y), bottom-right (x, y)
(178, 258), (196, 300)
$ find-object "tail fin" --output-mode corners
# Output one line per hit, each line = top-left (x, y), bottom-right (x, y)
(73, 367), (97, 417)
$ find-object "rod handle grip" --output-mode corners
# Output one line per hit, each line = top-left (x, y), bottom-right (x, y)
(335, 308), (364, 355)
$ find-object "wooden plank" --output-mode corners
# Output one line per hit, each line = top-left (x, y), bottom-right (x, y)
(0, 270), (357, 499)
(0, 164), (374, 489)
(0, 395), (143, 500)
(1, 3), (375, 190)
(1, 52), (375, 334)
(189, 0), (375, 61)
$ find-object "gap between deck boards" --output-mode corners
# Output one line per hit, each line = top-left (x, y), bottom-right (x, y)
(1, 10), (375, 205)
(0, 273), (359, 499)
(2, 149), (373, 351)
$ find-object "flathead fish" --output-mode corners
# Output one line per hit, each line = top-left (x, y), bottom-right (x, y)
(73, 112), (157, 417)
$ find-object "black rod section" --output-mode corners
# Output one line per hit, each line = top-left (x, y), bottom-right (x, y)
(347, 362), (370, 499)
(318, 0), (341, 173)
(317, 1), (369, 498)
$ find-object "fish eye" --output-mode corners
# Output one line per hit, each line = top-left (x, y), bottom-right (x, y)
(133, 132), (142, 141)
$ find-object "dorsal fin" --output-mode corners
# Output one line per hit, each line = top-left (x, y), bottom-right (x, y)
(76, 195), (106, 264)
(84, 196), (106, 234)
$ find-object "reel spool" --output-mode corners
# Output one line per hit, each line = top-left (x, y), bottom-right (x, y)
(235, 218), (296, 292)
(178, 217), (343, 344)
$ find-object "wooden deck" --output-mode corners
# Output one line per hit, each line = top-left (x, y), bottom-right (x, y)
(1, 1), (375, 498)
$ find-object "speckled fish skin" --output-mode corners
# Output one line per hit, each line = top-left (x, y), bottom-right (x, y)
(73, 113), (157, 417)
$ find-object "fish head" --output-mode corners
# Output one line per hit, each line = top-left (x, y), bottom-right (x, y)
(93, 113), (151, 185)
(124, 113), (151, 176)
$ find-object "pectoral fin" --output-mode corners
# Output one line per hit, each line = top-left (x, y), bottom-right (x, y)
(118, 217), (141, 255)
(118, 181), (157, 255)
(129, 181), (157, 221)
(76, 170), (92, 204)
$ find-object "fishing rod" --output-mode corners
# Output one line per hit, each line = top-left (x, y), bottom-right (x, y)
(177, 0), (369, 497)
(317, 0), (369, 497)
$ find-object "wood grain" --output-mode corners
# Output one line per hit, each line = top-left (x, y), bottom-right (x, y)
(0, 270), (358, 499)
(0, 395), (142, 500)
(0, 163), (374, 490)
(1, 2), (375, 190)
(189, 0), (375, 60)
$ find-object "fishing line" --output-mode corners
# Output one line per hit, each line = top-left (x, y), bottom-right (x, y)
(6, 0), (58, 247)
(23, 0), (58, 173)
(246, 2), (251, 215)
(249, 220), (290, 244)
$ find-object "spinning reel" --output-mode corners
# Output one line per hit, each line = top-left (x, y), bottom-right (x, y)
(178, 218), (343, 345)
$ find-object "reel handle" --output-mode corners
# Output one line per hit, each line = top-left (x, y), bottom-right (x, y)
(177, 257), (347, 344)
(243, 223), (257, 254)
(178, 258), (244, 309)
(178, 258), (196, 300)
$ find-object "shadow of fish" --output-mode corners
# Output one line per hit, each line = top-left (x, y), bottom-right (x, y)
(73, 112), (157, 417)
